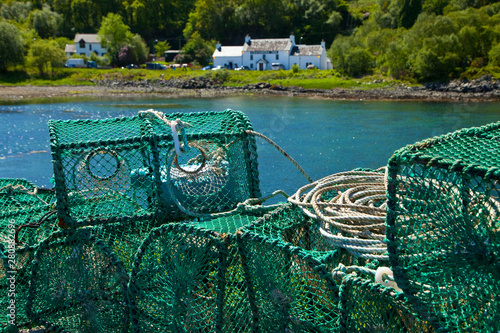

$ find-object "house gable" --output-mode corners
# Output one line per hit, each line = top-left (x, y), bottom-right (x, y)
(72, 33), (107, 57)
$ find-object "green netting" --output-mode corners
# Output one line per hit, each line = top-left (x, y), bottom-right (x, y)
(338, 275), (430, 332)
(238, 203), (353, 332)
(126, 210), (270, 333)
(0, 179), (57, 247)
(1, 244), (40, 329)
(128, 224), (221, 332)
(49, 109), (260, 227)
(386, 122), (500, 332)
(239, 203), (430, 333)
(0, 180), (58, 330)
(26, 229), (128, 332)
(7, 114), (499, 332)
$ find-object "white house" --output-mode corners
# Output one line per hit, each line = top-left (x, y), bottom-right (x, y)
(212, 44), (243, 69)
(66, 34), (107, 58)
(289, 42), (327, 70)
(212, 34), (328, 70)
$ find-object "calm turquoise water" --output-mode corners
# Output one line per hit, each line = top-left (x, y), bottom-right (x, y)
(1, 96), (499, 197)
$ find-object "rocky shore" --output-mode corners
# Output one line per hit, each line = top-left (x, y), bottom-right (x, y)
(1, 75), (500, 102)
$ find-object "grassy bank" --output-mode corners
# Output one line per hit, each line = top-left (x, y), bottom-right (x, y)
(2, 66), (500, 91)
(0, 66), (416, 90)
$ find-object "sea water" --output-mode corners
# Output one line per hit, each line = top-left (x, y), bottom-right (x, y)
(1, 96), (499, 197)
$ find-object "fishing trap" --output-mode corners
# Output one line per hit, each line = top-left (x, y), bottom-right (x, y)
(48, 109), (261, 227)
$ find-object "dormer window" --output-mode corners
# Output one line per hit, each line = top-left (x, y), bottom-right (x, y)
(79, 39), (85, 49)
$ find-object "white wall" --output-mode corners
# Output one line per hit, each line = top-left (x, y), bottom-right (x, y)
(212, 56), (243, 69)
(75, 43), (107, 57)
(242, 50), (290, 70)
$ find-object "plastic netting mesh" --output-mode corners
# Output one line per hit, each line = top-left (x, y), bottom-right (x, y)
(338, 275), (430, 332)
(387, 122), (500, 331)
(49, 109), (260, 227)
(4, 117), (499, 332)
(26, 229), (129, 332)
(0, 179), (57, 329)
(239, 204), (356, 332)
(128, 224), (221, 332)
(239, 203), (430, 332)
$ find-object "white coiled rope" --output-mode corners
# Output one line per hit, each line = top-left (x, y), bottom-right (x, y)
(288, 168), (389, 260)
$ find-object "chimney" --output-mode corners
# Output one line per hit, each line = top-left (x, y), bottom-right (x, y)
(216, 41), (221, 52)
(321, 39), (325, 48)
(290, 33), (295, 45)
(245, 34), (251, 45)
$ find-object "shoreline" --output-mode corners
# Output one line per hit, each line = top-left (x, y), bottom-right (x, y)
(1, 81), (500, 103)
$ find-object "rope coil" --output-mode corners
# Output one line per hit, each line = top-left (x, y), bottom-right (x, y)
(289, 168), (389, 260)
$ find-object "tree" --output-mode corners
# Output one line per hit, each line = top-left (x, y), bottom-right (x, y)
(128, 34), (148, 64)
(155, 40), (171, 59)
(98, 13), (134, 65)
(383, 37), (410, 78)
(489, 42), (500, 66)
(398, 0), (422, 28)
(28, 39), (66, 75)
(183, 0), (240, 42)
(181, 31), (215, 65)
(71, 0), (96, 33)
(29, 4), (62, 39)
(1, 1), (32, 22)
(0, 21), (25, 72)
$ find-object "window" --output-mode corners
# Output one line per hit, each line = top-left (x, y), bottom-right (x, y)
(263, 54), (266, 60)
(250, 63), (253, 69)
(79, 40), (85, 49)
(250, 55), (253, 60)
(89, 44), (92, 51)
(276, 54), (279, 60)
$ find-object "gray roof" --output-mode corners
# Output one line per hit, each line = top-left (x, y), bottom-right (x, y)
(243, 38), (292, 52)
(291, 45), (324, 56)
(74, 34), (101, 44)
(65, 44), (76, 53)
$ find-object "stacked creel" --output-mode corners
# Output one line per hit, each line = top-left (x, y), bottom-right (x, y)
(239, 203), (429, 332)
(48, 109), (260, 228)
(0, 179), (57, 329)
(386, 121), (500, 331)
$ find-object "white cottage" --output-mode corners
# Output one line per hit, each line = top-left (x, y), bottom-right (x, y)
(289, 41), (327, 70)
(212, 35), (328, 70)
(68, 34), (107, 58)
(212, 44), (243, 69)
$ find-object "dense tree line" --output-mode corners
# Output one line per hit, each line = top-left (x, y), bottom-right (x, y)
(329, 0), (500, 80)
(0, 0), (499, 81)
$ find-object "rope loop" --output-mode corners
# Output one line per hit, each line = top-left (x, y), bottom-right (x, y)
(138, 109), (192, 157)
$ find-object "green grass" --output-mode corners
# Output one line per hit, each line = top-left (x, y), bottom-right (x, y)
(5, 65), (497, 90)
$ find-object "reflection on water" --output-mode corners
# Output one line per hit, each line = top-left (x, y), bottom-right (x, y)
(1, 96), (499, 197)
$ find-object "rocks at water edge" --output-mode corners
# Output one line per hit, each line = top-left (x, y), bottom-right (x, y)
(90, 75), (500, 101)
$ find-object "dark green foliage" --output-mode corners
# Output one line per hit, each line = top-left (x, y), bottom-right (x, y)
(329, 36), (373, 77)
(1, 1), (32, 22)
(29, 4), (62, 39)
(0, 0), (499, 81)
(0, 21), (25, 72)
(489, 43), (500, 66)
(181, 31), (215, 65)
(329, 2), (500, 81)
(398, 0), (422, 28)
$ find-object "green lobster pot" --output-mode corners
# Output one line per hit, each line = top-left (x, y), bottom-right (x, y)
(386, 122), (500, 331)
(48, 110), (260, 228)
